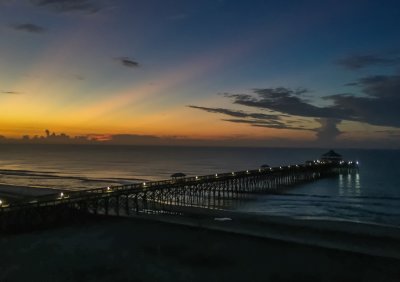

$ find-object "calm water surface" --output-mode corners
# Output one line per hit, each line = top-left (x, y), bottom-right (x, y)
(0, 144), (399, 226)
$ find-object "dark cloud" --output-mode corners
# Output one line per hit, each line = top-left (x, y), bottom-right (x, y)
(325, 75), (400, 127)
(224, 81), (400, 129)
(376, 129), (400, 139)
(1, 90), (20, 94)
(188, 105), (281, 120)
(315, 118), (342, 144)
(12, 23), (46, 33)
(30, 0), (103, 13)
(188, 105), (311, 131)
(337, 54), (400, 70)
(189, 76), (400, 145)
(221, 118), (309, 131)
(226, 87), (354, 120)
(117, 57), (140, 68)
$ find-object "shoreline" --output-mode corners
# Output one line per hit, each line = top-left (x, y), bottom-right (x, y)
(2, 184), (400, 260)
(1, 184), (399, 232)
(1, 186), (400, 280)
(127, 206), (400, 260)
(0, 184), (64, 202)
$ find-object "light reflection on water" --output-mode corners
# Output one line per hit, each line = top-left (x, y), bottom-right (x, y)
(339, 173), (361, 197)
(0, 145), (400, 226)
(236, 168), (400, 226)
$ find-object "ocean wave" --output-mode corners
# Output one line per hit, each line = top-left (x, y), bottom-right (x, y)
(0, 168), (144, 184)
(274, 192), (400, 202)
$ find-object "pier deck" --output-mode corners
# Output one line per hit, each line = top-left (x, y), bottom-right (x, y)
(0, 161), (358, 232)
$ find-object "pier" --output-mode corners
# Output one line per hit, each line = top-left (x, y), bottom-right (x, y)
(0, 160), (358, 232)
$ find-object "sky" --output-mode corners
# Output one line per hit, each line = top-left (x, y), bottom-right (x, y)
(1, 0), (400, 148)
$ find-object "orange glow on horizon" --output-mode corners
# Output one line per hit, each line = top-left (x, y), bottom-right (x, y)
(0, 17), (319, 145)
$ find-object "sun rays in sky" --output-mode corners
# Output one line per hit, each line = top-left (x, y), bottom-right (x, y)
(1, 0), (400, 147)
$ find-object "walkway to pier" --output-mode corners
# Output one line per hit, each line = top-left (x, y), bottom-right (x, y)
(0, 161), (358, 232)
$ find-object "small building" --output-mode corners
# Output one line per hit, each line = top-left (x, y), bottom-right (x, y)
(170, 172), (186, 181)
(320, 150), (343, 163)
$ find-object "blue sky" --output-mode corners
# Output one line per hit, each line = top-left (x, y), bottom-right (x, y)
(1, 0), (400, 147)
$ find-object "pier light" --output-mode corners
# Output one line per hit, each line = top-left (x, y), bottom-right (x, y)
(107, 186), (111, 191)
(258, 169), (261, 172)
(195, 176), (199, 180)
(356, 161), (359, 165)
(60, 192), (64, 198)
(246, 170), (249, 174)
(232, 172), (235, 176)
(280, 166), (282, 169)
(215, 173), (218, 177)
(270, 168), (273, 171)
(0, 199), (2, 206)
(143, 182), (146, 187)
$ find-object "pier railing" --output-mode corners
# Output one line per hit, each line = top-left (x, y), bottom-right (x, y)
(0, 161), (358, 232)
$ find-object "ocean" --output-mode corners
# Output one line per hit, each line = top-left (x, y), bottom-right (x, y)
(1, 144), (399, 227)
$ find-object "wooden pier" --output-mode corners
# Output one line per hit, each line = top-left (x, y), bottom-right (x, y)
(0, 161), (358, 232)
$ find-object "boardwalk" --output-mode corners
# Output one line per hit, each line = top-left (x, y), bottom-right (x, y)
(0, 161), (358, 232)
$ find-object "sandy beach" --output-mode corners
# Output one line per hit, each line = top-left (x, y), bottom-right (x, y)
(1, 185), (400, 281)
(1, 211), (400, 282)
(140, 206), (400, 259)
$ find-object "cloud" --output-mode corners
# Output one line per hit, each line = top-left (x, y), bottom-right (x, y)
(226, 87), (354, 120)
(337, 53), (400, 70)
(30, 0), (103, 13)
(222, 118), (310, 130)
(315, 118), (342, 144)
(12, 23), (46, 33)
(188, 105), (281, 120)
(116, 57), (140, 68)
(189, 77), (400, 145)
(190, 89), (349, 142)
(1, 90), (20, 94)
(325, 75), (400, 127)
(188, 105), (311, 131)
(224, 81), (400, 129)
